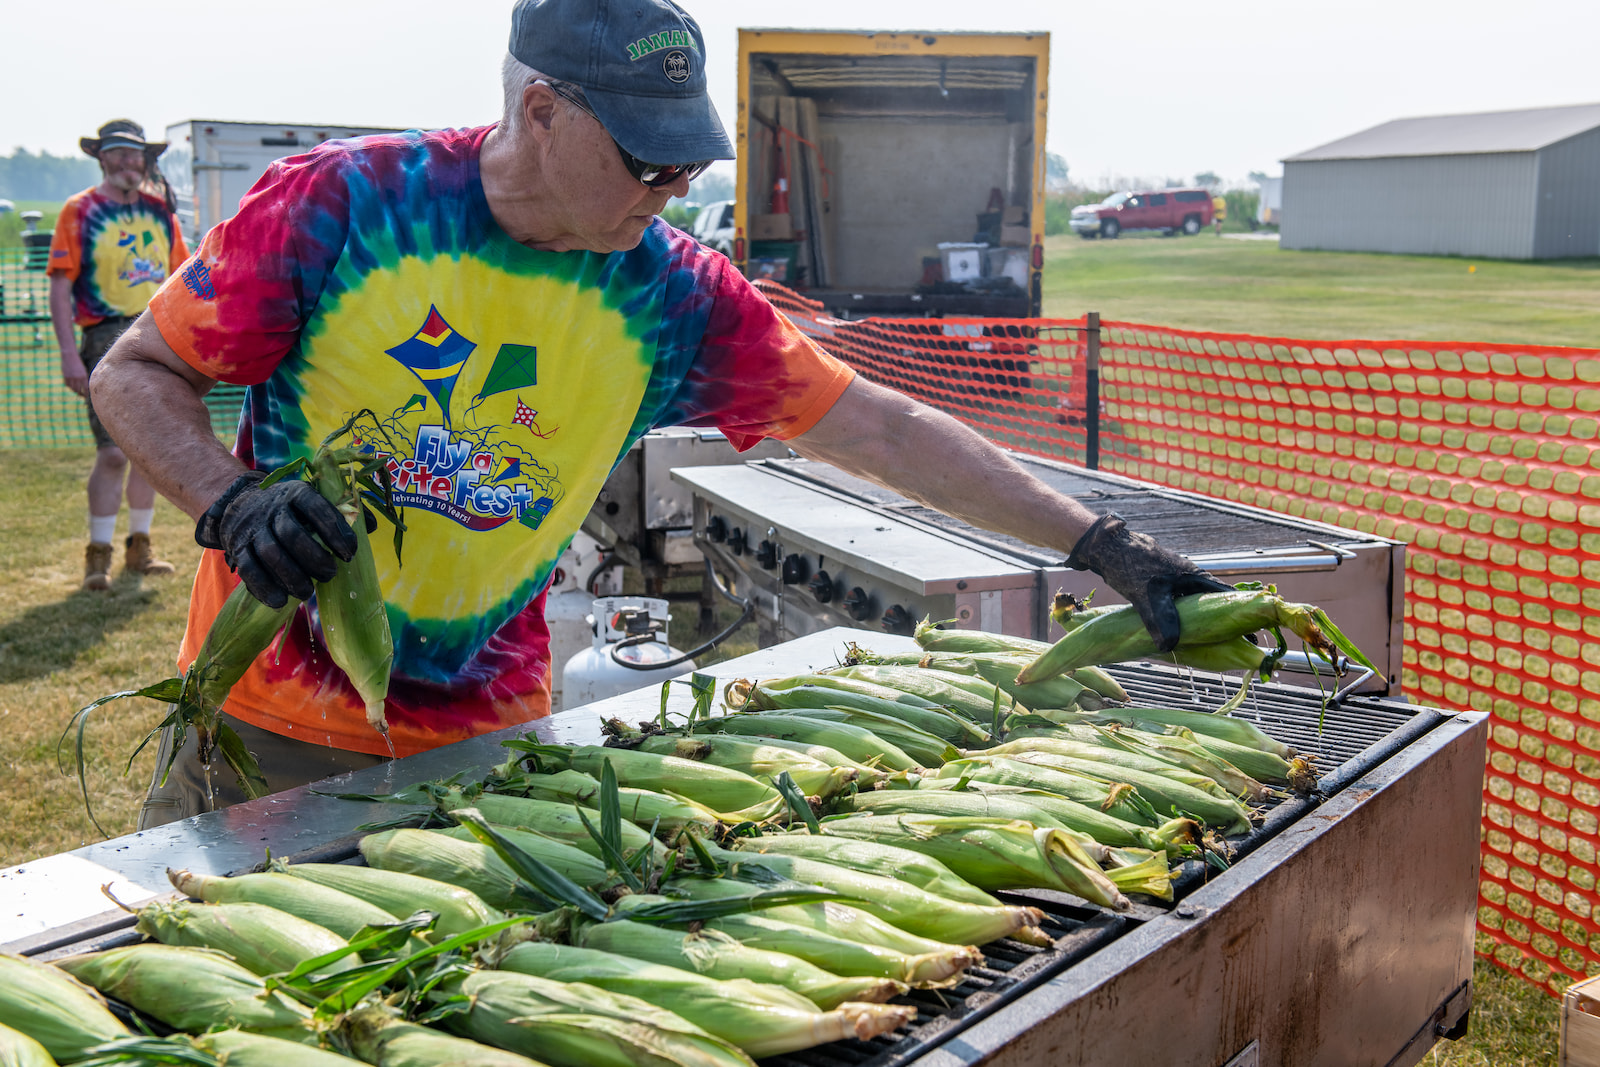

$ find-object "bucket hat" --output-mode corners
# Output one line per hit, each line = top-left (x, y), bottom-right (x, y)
(80, 119), (167, 159)
(509, 0), (732, 165)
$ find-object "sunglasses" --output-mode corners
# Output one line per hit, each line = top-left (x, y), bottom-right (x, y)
(542, 79), (713, 188)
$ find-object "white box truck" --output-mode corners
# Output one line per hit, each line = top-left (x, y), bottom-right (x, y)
(162, 120), (406, 247)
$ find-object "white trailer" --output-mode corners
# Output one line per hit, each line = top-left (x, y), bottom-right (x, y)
(162, 120), (407, 247)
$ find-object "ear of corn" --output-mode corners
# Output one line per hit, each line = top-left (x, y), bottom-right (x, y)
(716, 735), (888, 785)
(0, 1022), (55, 1067)
(842, 786), (1159, 857)
(495, 940), (914, 1059)
(712, 846), (1045, 946)
(0, 955), (127, 1063)
(698, 714), (919, 773)
(1011, 707), (1294, 759)
(433, 788), (659, 857)
(638, 736), (856, 799)
(934, 756), (1161, 827)
(841, 655), (1093, 717)
(55, 945), (316, 1045)
(575, 919), (903, 1012)
(191, 1028), (365, 1067)
(168, 868), (399, 942)
(985, 735), (1256, 801)
(359, 826), (604, 912)
(819, 666), (1017, 727)
(342, 1004), (547, 1067)
(912, 777), (1198, 856)
(510, 769), (721, 837)
(914, 617), (1051, 656)
(760, 676), (991, 742)
(820, 814), (1131, 911)
(537, 746), (782, 816)
(134, 899), (362, 978)
(756, 707), (958, 767)
(310, 454), (393, 738)
(1103, 848), (1179, 902)
(690, 910), (973, 988)
(439, 967), (756, 1067)
(727, 833), (1000, 907)
(991, 751), (1253, 833)
(277, 861), (505, 940)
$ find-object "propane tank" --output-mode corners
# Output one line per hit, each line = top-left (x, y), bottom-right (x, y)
(544, 532), (625, 712)
(562, 596), (695, 707)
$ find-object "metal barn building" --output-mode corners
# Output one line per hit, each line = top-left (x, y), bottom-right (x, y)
(1280, 102), (1600, 260)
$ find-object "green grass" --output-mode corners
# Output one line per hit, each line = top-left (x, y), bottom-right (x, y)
(0, 200), (64, 249)
(1040, 231), (1600, 348)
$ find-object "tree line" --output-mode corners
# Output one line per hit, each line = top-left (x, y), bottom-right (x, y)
(0, 149), (100, 201)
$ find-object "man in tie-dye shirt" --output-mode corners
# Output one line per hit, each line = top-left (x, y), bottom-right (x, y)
(96, 0), (1228, 827)
(49, 119), (187, 590)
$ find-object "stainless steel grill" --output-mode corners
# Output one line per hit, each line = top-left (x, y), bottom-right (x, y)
(1, 629), (1482, 1067)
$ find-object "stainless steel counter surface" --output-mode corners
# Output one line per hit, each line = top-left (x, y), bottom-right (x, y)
(2, 627), (913, 948)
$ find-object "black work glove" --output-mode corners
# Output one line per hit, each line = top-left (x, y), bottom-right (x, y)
(195, 470), (357, 609)
(1066, 512), (1232, 653)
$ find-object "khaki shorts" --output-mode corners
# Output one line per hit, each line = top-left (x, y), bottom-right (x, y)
(137, 711), (390, 830)
(80, 318), (136, 450)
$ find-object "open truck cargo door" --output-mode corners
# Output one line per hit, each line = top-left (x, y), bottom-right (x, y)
(736, 30), (1048, 319)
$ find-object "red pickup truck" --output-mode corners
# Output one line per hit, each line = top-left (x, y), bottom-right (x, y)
(1069, 188), (1215, 239)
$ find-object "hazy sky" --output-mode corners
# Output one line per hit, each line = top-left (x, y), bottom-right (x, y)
(6, 0), (1596, 188)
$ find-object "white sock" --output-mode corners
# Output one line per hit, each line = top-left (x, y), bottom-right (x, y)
(128, 508), (155, 536)
(89, 514), (118, 545)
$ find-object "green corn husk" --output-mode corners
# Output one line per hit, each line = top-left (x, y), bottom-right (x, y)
(134, 899), (361, 978)
(757, 707), (958, 768)
(192, 1029), (365, 1067)
(1171, 729), (1304, 786)
(506, 769), (720, 837)
(839, 657), (1088, 715)
(638, 736), (856, 799)
(279, 861), (505, 939)
(813, 667), (1015, 727)
(432, 821), (647, 879)
(750, 681), (987, 748)
(343, 1004), (547, 1067)
(708, 845), (1046, 946)
(1000, 746), (1234, 800)
(844, 787), (1150, 859)
(0, 954), (128, 1062)
(1160, 637), (1277, 676)
(0, 1023), (54, 1067)
(434, 787), (661, 857)
(1018, 589), (1377, 684)
(989, 751), (1253, 833)
(361, 826), (605, 911)
(714, 735), (889, 785)
(913, 777), (1199, 856)
(658, 875), (982, 959)
(168, 868), (400, 941)
(56, 945), (315, 1044)
(532, 746), (783, 818)
(1103, 848), (1179, 902)
(697, 714), (919, 773)
(988, 730), (1270, 800)
(933, 756), (1161, 827)
(820, 815), (1131, 911)
(495, 941), (914, 1059)
(911, 621), (1130, 701)
(310, 450), (394, 737)
(575, 919), (902, 1012)
(441, 967), (756, 1067)
(1009, 708), (1294, 759)
(728, 833), (1000, 907)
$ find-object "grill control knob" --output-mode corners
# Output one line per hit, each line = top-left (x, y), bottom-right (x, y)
(706, 516), (728, 543)
(756, 540), (779, 570)
(842, 586), (872, 621)
(781, 553), (808, 585)
(881, 604), (915, 635)
(728, 527), (747, 556)
(807, 570), (834, 602)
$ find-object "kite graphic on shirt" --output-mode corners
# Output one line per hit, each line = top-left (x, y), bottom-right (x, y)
(511, 397), (558, 439)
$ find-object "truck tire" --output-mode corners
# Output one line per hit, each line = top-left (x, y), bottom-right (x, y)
(1079, 231), (1097, 240)
(1182, 215), (1202, 236)
(1101, 219), (1120, 239)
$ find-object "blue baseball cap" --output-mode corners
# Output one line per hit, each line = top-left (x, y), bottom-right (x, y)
(509, 0), (733, 165)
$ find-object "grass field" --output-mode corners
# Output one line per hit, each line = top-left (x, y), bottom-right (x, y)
(1040, 231), (1600, 348)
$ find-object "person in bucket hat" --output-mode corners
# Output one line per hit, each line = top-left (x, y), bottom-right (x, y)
(48, 119), (187, 590)
(94, 0), (1223, 827)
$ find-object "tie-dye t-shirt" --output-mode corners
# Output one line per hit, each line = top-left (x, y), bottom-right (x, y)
(48, 187), (189, 326)
(147, 125), (854, 757)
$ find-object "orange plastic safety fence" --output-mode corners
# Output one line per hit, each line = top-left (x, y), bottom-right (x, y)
(757, 280), (1600, 996)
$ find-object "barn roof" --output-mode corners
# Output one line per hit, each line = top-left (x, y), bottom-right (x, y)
(1284, 102), (1600, 162)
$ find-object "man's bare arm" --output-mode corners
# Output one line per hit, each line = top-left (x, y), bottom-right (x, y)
(90, 312), (245, 520)
(49, 274), (87, 397)
(789, 377), (1100, 558)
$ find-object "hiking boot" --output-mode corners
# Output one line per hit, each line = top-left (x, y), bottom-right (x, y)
(125, 532), (176, 576)
(84, 542), (113, 590)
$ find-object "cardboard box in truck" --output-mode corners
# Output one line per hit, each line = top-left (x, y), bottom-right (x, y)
(162, 120), (406, 248)
(735, 29), (1048, 318)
